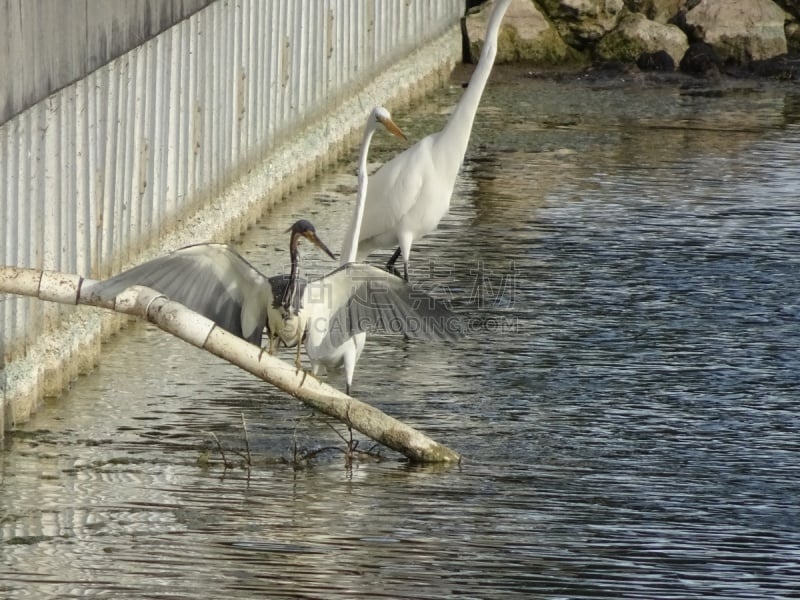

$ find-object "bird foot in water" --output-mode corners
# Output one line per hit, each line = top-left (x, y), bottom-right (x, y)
(297, 368), (310, 389)
(385, 248), (410, 282)
(384, 263), (409, 282)
(386, 264), (402, 278)
(294, 348), (304, 371)
(294, 354), (316, 381)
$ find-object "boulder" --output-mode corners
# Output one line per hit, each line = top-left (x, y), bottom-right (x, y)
(773, 0), (800, 21)
(596, 12), (689, 66)
(466, 0), (582, 64)
(624, 0), (688, 24)
(787, 21), (800, 53)
(683, 0), (788, 63)
(749, 53), (800, 79)
(679, 41), (723, 75)
(538, 0), (626, 49)
(637, 49), (676, 71)
(779, 2), (800, 53)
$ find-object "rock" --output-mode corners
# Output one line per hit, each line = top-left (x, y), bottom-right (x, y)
(624, 0), (688, 24)
(538, 0), (626, 49)
(683, 0), (788, 63)
(749, 53), (800, 79)
(464, 0), (794, 74)
(679, 40), (722, 75)
(466, 0), (583, 64)
(637, 49), (676, 70)
(780, 2), (800, 53)
(787, 21), (800, 53)
(773, 0), (800, 21)
(596, 12), (689, 66)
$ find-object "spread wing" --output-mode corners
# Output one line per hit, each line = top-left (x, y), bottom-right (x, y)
(86, 243), (271, 345)
(303, 262), (462, 360)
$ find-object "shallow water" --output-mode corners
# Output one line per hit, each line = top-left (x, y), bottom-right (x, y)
(2, 68), (800, 598)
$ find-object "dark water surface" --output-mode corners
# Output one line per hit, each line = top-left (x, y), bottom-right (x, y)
(3, 68), (800, 598)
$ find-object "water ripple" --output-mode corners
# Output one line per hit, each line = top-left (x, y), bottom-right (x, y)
(3, 73), (800, 599)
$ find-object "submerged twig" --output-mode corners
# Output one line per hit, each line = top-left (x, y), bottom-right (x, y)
(205, 431), (230, 469)
(241, 412), (252, 466)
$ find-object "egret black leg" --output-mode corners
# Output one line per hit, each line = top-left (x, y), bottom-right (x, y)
(385, 247), (402, 277)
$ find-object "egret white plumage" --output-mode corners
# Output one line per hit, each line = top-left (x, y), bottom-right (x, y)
(340, 0), (512, 280)
(307, 106), (407, 393)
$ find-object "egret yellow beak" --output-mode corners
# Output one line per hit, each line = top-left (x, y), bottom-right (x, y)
(378, 116), (407, 141)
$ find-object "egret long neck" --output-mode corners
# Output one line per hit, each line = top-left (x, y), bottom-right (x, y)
(342, 124), (377, 265)
(438, 0), (510, 159)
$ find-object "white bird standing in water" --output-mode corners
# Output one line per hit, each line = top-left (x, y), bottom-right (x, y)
(341, 0), (512, 280)
(306, 106), (407, 393)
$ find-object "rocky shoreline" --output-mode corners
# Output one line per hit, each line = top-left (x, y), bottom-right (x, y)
(465, 0), (800, 80)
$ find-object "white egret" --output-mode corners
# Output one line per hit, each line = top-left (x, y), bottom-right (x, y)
(307, 106), (407, 393)
(340, 0), (512, 280)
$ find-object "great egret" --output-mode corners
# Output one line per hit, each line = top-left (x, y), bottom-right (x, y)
(340, 0), (512, 280)
(308, 106), (407, 393)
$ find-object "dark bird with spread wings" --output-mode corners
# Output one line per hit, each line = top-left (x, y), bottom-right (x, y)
(88, 219), (461, 392)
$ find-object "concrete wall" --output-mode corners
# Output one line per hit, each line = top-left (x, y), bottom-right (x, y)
(0, 0), (464, 436)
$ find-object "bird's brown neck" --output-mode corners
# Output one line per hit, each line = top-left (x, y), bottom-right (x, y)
(282, 234), (300, 311)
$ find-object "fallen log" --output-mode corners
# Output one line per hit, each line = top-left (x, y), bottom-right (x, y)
(0, 265), (461, 463)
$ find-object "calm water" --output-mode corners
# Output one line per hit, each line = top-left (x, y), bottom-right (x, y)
(2, 68), (800, 598)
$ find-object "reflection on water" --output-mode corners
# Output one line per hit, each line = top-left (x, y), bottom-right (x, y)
(3, 69), (800, 598)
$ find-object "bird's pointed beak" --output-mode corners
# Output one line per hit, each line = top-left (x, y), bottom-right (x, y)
(380, 116), (407, 141)
(305, 231), (337, 260)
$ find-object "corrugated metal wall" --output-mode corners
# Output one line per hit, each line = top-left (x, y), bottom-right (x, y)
(0, 0), (216, 126)
(0, 0), (463, 431)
